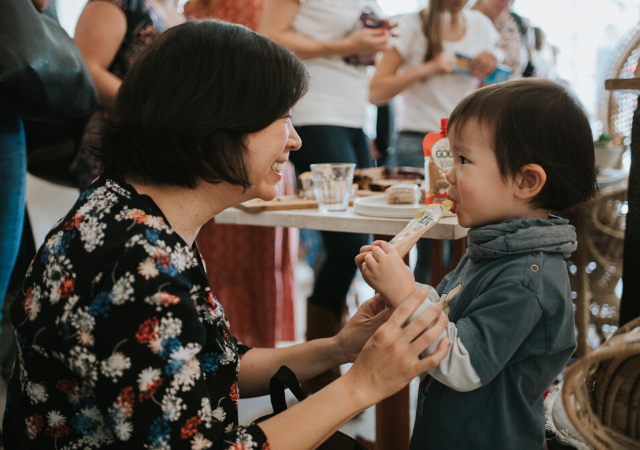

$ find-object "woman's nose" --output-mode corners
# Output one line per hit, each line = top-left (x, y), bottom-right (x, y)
(288, 122), (302, 151)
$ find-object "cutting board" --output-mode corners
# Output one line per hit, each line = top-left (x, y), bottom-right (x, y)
(237, 195), (357, 212)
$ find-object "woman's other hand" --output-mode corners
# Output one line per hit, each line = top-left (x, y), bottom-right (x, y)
(470, 50), (498, 78)
(345, 27), (390, 55)
(344, 288), (450, 405)
(337, 294), (392, 363)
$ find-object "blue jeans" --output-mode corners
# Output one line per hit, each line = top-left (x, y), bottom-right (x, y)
(0, 118), (27, 311)
(391, 130), (433, 284)
(290, 125), (371, 317)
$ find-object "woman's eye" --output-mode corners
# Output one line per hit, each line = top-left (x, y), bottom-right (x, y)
(460, 156), (469, 164)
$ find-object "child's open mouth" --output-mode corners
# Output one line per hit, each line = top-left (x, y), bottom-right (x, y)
(447, 196), (458, 214)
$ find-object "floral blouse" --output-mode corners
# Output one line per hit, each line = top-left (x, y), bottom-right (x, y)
(3, 172), (269, 449)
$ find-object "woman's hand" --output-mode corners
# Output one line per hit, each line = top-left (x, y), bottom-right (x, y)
(336, 294), (392, 363)
(344, 27), (391, 55)
(470, 51), (498, 79)
(344, 287), (450, 406)
(429, 52), (458, 75)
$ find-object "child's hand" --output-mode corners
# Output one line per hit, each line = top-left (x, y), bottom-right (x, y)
(356, 241), (416, 309)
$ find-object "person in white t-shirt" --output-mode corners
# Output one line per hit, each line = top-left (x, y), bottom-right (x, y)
(261, 0), (390, 394)
(369, 0), (500, 285)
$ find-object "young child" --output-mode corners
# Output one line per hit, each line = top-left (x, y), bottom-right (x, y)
(355, 79), (598, 449)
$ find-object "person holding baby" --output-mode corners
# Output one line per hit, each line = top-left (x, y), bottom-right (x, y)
(357, 79), (598, 449)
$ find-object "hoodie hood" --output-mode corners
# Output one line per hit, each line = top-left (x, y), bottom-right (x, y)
(466, 215), (577, 262)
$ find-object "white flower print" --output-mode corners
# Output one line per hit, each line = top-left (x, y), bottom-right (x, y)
(224, 423), (235, 433)
(70, 307), (95, 332)
(28, 300), (41, 321)
(138, 367), (162, 392)
(171, 359), (201, 392)
(157, 316), (182, 339)
(77, 330), (95, 347)
(114, 420), (133, 441)
(60, 293), (79, 323)
(43, 256), (73, 304)
(144, 215), (165, 230)
(100, 352), (131, 382)
(68, 346), (98, 383)
(112, 273), (135, 305)
(219, 345), (236, 366)
(170, 243), (197, 272)
(211, 404), (226, 423)
(198, 398), (213, 428)
(26, 381), (48, 404)
(138, 258), (159, 280)
(161, 392), (186, 422)
(191, 433), (212, 450)
(78, 216), (108, 253)
(105, 180), (132, 199)
(47, 410), (66, 427)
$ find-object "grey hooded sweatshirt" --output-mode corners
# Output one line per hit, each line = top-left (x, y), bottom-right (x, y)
(409, 216), (577, 450)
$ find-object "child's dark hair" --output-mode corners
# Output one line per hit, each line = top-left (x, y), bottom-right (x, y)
(448, 79), (598, 212)
(100, 20), (309, 189)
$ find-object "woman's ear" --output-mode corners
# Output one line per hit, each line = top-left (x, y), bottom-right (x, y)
(514, 164), (546, 200)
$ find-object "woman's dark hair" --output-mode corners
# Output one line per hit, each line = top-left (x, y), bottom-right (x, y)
(100, 20), (309, 189)
(448, 79), (598, 212)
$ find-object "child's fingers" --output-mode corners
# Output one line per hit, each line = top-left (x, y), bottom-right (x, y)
(371, 240), (387, 248)
(371, 246), (386, 260)
(380, 241), (399, 255)
(364, 253), (378, 267)
(354, 252), (368, 269)
(359, 245), (375, 253)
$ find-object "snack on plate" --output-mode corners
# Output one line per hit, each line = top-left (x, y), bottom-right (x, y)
(353, 166), (389, 190)
(391, 166), (425, 180)
(369, 179), (421, 192)
(387, 184), (419, 204)
(389, 199), (453, 258)
(297, 171), (315, 199)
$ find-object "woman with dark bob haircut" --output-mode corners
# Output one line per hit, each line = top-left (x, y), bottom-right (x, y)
(4, 20), (449, 449)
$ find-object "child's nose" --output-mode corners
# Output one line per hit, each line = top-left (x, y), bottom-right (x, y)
(445, 167), (455, 185)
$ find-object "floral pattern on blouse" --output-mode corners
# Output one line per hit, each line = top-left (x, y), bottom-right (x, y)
(3, 172), (269, 450)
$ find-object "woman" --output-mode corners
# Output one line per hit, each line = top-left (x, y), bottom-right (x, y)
(260, 0), (390, 393)
(369, 0), (499, 285)
(3, 21), (449, 449)
(72, 0), (180, 190)
(471, 0), (535, 79)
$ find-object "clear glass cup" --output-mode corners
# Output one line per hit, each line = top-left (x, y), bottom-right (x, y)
(310, 163), (355, 213)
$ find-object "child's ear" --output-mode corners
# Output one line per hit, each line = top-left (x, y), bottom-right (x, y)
(514, 164), (546, 200)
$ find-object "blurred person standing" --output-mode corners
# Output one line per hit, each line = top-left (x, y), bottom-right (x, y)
(71, 0), (183, 191)
(472, 0), (536, 78)
(261, 0), (390, 393)
(183, 0), (298, 349)
(368, 0), (499, 285)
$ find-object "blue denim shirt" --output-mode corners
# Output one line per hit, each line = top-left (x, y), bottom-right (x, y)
(410, 216), (577, 450)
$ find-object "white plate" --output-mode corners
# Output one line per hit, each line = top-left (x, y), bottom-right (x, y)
(353, 195), (455, 219)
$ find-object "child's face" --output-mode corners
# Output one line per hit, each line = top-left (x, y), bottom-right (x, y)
(446, 119), (521, 228)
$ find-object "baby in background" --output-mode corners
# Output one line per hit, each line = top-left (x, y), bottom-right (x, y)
(355, 79), (598, 449)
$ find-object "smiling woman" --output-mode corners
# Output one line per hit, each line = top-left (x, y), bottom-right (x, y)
(4, 20), (451, 450)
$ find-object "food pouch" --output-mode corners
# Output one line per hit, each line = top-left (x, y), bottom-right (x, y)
(389, 200), (453, 258)
(423, 118), (452, 204)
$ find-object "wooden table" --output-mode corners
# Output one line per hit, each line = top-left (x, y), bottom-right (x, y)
(216, 205), (467, 450)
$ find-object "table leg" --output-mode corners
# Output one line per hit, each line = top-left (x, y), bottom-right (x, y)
(372, 234), (411, 450)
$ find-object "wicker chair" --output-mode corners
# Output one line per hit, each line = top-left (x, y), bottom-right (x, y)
(561, 316), (640, 449)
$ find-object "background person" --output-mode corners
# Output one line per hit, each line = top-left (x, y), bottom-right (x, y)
(184, 0), (298, 349)
(260, 0), (391, 393)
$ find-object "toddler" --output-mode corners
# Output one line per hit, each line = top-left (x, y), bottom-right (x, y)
(355, 79), (598, 449)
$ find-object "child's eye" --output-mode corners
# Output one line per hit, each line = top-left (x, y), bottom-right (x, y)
(460, 156), (469, 164)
